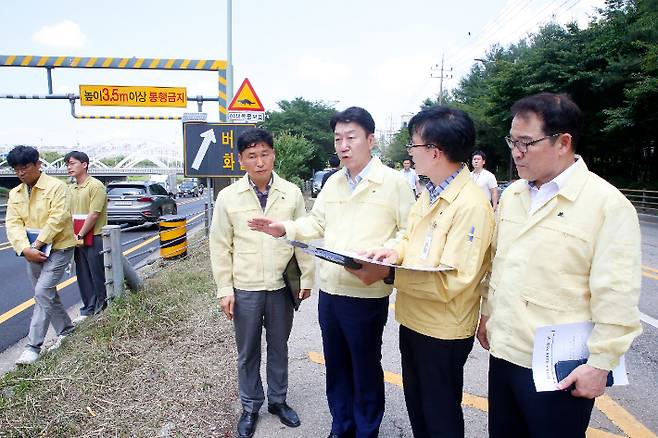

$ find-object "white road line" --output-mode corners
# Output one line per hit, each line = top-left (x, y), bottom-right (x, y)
(640, 312), (658, 329)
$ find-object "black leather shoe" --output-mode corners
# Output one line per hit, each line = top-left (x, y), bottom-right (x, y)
(237, 410), (258, 438)
(267, 402), (300, 427)
(326, 431), (355, 438)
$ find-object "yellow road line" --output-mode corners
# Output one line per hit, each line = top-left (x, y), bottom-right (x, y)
(596, 395), (658, 438)
(643, 271), (658, 281)
(0, 276), (78, 325)
(0, 222), (193, 325)
(308, 352), (635, 437)
(642, 265), (658, 274)
(122, 235), (159, 256)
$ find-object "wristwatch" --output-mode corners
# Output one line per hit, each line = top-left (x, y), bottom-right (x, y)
(383, 266), (395, 285)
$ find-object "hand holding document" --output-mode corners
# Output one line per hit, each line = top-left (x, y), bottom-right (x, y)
(26, 228), (52, 257)
(532, 321), (628, 392)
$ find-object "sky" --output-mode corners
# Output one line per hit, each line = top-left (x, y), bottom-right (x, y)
(0, 0), (606, 155)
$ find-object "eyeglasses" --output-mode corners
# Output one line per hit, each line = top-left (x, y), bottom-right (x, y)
(504, 133), (561, 153)
(406, 143), (436, 153)
(12, 163), (35, 174)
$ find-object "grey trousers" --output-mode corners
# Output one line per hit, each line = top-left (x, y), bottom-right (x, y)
(26, 247), (75, 351)
(233, 288), (294, 413)
(74, 235), (107, 315)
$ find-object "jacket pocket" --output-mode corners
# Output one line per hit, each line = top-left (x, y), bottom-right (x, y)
(233, 250), (264, 284)
(521, 286), (590, 313)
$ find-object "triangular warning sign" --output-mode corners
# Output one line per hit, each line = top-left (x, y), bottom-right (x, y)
(228, 78), (264, 111)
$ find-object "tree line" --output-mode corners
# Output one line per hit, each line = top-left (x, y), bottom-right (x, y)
(384, 0), (656, 188)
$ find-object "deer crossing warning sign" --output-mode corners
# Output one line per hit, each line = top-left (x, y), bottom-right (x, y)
(228, 78), (264, 111)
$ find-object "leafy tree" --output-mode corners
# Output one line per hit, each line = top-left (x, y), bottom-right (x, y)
(383, 128), (410, 166)
(261, 98), (336, 175)
(39, 151), (63, 165)
(273, 132), (315, 187)
(427, 0), (657, 186)
(100, 156), (126, 167)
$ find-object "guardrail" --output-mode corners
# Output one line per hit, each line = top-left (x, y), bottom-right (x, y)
(0, 167), (183, 176)
(620, 189), (658, 216)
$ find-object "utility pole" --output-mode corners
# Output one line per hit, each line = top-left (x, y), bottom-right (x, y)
(431, 54), (453, 105)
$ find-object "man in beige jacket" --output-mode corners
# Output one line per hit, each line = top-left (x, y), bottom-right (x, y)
(249, 107), (414, 438)
(359, 106), (494, 437)
(478, 92), (642, 437)
(209, 128), (314, 438)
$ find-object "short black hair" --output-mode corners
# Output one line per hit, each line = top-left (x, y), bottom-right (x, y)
(330, 107), (375, 135)
(511, 92), (583, 151)
(64, 150), (90, 164)
(472, 150), (487, 161)
(237, 128), (274, 154)
(407, 106), (475, 164)
(7, 145), (39, 167)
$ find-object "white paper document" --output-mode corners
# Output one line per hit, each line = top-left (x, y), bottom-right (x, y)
(532, 321), (628, 392)
(286, 240), (453, 272)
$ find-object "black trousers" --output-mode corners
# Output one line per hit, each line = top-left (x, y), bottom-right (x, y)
(319, 291), (389, 438)
(489, 355), (595, 438)
(400, 325), (474, 438)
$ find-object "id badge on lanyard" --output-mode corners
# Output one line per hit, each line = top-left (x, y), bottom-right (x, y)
(420, 222), (437, 260)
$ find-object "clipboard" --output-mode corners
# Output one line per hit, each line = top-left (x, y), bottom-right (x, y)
(287, 240), (362, 270)
(282, 254), (302, 311)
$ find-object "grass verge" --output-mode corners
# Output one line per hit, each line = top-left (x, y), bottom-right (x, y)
(0, 243), (238, 437)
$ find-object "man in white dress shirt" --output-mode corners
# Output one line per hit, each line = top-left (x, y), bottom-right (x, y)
(471, 150), (498, 210)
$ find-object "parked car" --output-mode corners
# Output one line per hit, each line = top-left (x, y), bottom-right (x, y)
(311, 169), (331, 198)
(106, 181), (177, 225)
(179, 181), (200, 197)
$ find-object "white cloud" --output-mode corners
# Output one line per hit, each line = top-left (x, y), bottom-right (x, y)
(32, 20), (87, 48)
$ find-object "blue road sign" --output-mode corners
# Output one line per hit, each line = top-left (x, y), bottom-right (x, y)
(183, 122), (255, 177)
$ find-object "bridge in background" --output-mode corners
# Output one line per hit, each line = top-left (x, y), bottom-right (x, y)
(0, 138), (184, 179)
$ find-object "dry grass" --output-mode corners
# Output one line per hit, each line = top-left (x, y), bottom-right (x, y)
(0, 243), (238, 438)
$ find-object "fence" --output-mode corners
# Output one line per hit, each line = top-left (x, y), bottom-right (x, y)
(619, 189), (658, 216)
(100, 205), (210, 299)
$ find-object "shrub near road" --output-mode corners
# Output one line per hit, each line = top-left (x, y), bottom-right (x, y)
(0, 245), (238, 437)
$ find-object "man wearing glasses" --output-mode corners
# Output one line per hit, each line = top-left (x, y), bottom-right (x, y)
(477, 92), (642, 437)
(355, 106), (495, 437)
(5, 145), (76, 365)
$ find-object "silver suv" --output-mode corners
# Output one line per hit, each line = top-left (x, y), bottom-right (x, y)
(107, 181), (177, 225)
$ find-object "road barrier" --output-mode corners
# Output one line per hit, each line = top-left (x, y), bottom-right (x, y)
(159, 215), (188, 259)
(99, 207), (207, 299)
(620, 189), (658, 216)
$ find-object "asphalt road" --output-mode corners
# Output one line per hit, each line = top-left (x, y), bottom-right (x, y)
(0, 196), (208, 353)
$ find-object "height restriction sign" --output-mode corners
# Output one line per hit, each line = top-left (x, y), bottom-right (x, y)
(183, 122), (255, 177)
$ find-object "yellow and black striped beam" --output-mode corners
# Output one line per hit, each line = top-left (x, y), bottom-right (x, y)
(73, 114), (182, 120)
(0, 55), (226, 71)
(1, 55), (228, 119)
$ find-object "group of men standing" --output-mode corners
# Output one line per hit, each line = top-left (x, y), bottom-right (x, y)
(6, 146), (108, 365)
(210, 91), (642, 438)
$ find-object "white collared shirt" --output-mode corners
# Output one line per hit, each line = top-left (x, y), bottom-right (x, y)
(528, 156), (579, 215)
(345, 157), (374, 192)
